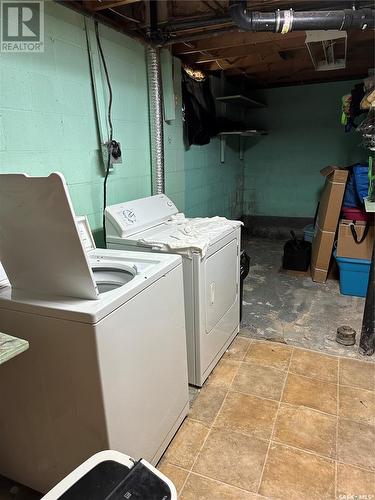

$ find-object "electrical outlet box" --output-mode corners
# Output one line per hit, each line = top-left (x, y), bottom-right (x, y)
(101, 141), (122, 171)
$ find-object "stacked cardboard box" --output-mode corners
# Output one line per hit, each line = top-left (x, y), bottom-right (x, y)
(337, 220), (374, 260)
(311, 166), (349, 283)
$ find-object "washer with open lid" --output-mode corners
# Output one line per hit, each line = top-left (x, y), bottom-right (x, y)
(76, 214), (138, 294)
(0, 173), (189, 493)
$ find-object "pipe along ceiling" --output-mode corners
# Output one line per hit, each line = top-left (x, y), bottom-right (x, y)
(228, 0), (375, 34)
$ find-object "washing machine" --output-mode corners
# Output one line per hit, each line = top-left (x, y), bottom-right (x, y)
(0, 174), (189, 493)
(105, 195), (242, 386)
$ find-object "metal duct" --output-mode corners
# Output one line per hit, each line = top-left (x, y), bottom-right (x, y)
(229, 0), (375, 33)
(147, 46), (165, 195)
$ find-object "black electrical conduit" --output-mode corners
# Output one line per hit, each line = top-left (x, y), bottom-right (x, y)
(229, 0), (375, 33)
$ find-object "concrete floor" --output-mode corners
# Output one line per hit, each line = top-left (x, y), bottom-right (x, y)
(240, 237), (371, 361)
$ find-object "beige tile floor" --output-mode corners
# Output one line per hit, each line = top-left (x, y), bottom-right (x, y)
(158, 337), (375, 499)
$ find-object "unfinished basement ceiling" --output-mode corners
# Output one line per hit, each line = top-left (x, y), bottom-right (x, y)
(66, 0), (375, 86)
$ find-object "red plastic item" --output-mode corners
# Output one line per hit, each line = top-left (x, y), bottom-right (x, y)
(342, 207), (369, 222)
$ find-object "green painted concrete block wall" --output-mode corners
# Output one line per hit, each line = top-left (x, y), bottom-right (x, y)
(0, 2), (243, 250)
(164, 57), (244, 220)
(243, 80), (366, 218)
(0, 1), (151, 246)
(182, 138), (244, 219)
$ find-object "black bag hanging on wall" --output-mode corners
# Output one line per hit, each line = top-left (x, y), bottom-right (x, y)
(181, 69), (217, 146)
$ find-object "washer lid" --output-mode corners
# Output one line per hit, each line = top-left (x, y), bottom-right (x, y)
(105, 194), (178, 238)
(76, 216), (96, 253)
(0, 173), (99, 300)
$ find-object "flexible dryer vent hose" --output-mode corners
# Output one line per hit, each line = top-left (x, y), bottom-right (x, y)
(147, 46), (165, 195)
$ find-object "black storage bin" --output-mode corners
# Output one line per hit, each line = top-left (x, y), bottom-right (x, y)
(283, 232), (311, 272)
(240, 251), (250, 321)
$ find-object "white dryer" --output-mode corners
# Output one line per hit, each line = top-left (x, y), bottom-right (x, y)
(105, 195), (242, 386)
(0, 174), (189, 493)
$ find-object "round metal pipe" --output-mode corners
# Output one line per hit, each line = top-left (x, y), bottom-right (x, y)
(147, 46), (165, 195)
(229, 0), (375, 32)
(284, 9), (375, 31)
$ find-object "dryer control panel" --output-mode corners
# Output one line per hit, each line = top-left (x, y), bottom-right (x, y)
(105, 195), (179, 238)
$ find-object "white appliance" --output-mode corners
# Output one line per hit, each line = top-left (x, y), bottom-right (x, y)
(0, 262), (9, 288)
(105, 195), (241, 386)
(42, 450), (177, 500)
(0, 174), (189, 493)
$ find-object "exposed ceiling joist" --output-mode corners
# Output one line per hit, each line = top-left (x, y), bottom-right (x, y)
(227, 58), (371, 76)
(174, 32), (270, 55)
(69, 0), (374, 87)
(202, 51), (312, 71)
(186, 41), (307, 64)
(173, 30), (307, 55)
(228, 67), (371, 88)
(84, 0), (142, 11)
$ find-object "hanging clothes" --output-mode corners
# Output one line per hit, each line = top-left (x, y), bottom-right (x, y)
(181, 68), (217, 146)
(344, 83), (366, 132)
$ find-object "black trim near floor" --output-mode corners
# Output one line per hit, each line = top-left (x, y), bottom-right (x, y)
(241, 215), (314, 240)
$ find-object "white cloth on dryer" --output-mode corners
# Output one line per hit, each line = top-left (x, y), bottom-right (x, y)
(138, 214), (242, 258)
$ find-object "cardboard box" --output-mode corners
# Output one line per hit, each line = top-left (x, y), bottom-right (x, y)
(337, 219), (374, 260)
(311, 226), (336, 282)
(311, 166), (348, 283)
(315, 166), (349, 232)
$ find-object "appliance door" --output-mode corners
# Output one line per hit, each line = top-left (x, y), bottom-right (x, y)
(0, 173), (99, 299)
(205, 238), (238, 333)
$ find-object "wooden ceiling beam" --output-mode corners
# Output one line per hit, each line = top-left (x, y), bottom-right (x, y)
(202, 52), (312, 72)
(83, 0), (142, 12)
(226, 59), (372, 79)
(172, 31), (306, 55)
(184, 41), (307, 64)
(246, 69), (369, 86)
(173, 32), (272, 55)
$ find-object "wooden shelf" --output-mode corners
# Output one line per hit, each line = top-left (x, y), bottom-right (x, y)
(218, 130), (267, 137)
(216, 95), (266, 109)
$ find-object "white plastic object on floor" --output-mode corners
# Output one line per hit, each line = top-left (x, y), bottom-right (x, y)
(42, 450), (177, 500)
